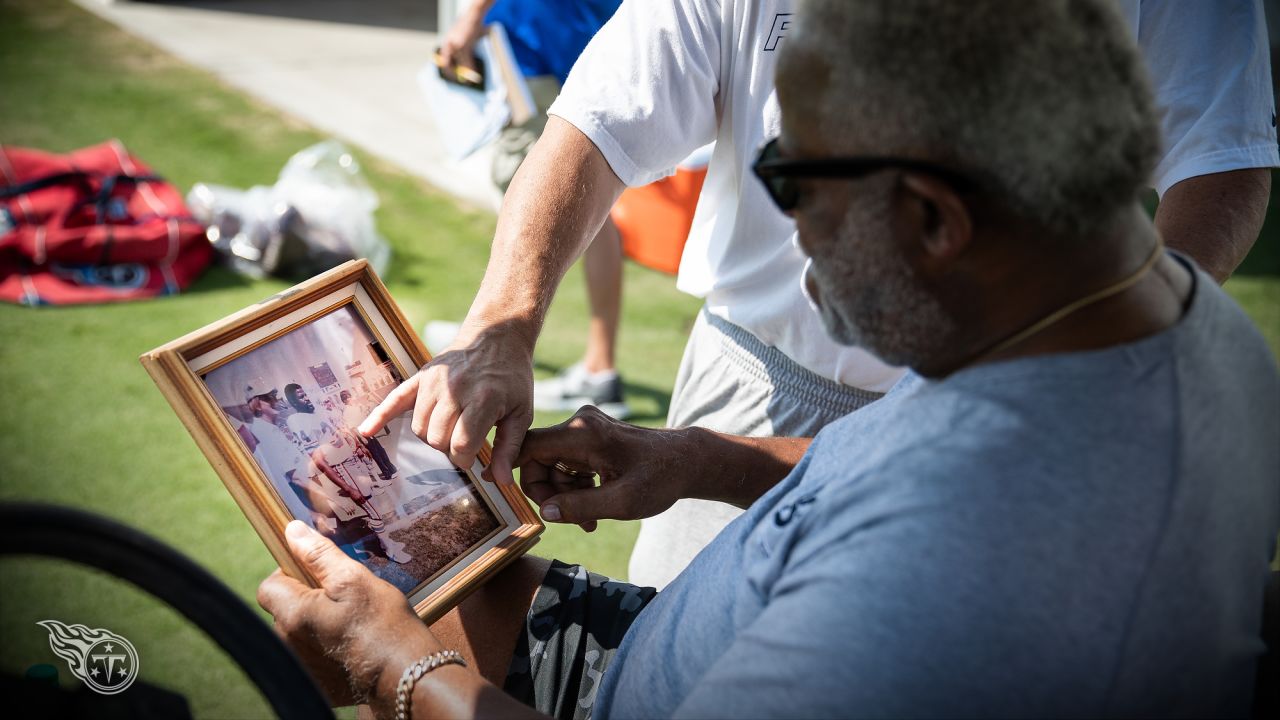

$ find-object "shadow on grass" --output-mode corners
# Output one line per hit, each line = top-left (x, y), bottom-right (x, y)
(533, 359), (673, 424)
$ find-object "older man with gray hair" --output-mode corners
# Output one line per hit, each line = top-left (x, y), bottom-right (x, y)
(257, 1), (1279, 717)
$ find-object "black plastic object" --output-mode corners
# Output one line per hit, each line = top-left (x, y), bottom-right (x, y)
(0, 502), (333, 720)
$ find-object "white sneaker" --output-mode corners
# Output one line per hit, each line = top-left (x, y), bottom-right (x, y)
(313, 515), (337, 534)
(533, 363), (631, 419)
(379, 535), (413, 564)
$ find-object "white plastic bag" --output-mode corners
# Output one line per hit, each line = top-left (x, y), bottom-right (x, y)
(188, 140), (391, 280)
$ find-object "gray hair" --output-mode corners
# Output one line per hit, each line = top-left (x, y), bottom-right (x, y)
(790, 0), (1160, 238)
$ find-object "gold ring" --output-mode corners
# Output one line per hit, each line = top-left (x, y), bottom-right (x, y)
(553, 461), (593, 478)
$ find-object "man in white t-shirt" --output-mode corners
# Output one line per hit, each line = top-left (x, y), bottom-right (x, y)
(363, 0), (1278, 587)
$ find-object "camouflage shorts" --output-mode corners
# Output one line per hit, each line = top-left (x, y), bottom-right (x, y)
(503, 560), (658, 720)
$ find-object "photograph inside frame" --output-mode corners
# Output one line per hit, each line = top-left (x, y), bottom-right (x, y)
(199, 301), (503, 596)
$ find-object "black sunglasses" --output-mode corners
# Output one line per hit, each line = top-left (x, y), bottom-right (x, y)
(751, 137), (975, 212)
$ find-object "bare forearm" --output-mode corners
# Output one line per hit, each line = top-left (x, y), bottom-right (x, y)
(519, 412), (811, 523)
(389, 663), (544, 720)
(463, 117), (626, 341)
(1154, 168), (1271, 283)
(361, 123), (621, 480)
(464, 0), (497, 22)
(681, 428), (811, 508)
(362, 633), (544, 720)
(412, 668), (545, 720)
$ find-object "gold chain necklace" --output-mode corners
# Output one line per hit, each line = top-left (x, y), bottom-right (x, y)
(971, 237), (1165, 364)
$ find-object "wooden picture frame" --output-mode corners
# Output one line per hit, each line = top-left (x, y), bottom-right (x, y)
(140, 260), (542, 622)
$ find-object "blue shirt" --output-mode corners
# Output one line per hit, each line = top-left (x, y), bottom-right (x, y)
(595, 259), (1280, 717)
(485, 0), (623, 85)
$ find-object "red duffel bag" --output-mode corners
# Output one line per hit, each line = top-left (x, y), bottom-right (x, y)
(0, 140), (211, 305)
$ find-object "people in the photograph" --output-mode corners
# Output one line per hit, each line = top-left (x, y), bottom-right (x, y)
(284, 382), (413, 564)
(242, 378), (340, 534)
(341, 389), (397, 481)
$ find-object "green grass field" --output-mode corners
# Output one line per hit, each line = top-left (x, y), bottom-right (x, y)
(1, 1), (1277, 717)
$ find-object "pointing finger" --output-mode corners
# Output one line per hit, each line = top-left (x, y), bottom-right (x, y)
(359, 374), (420, 436)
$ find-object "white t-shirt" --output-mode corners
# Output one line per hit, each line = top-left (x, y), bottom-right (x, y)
(286, 411), (354, 466)
(1119, 0), (1279, 195)
(549, 0), (1278, 391)
(342, 403), (364, 431)
(249, 416), (312, 520)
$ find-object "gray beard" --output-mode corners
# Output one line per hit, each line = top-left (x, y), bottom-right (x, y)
(811, 204), (960, 367)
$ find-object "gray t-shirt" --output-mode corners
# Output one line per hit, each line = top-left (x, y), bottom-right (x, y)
(594, 261), (1280, 718)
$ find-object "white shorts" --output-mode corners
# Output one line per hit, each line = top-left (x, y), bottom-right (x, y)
(627, 307), (884, 588)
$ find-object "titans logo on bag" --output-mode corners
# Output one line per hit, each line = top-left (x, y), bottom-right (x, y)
(51, 262), (150, 290)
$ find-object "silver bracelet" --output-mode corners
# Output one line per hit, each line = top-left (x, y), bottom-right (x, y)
(394, 649), (467, 720)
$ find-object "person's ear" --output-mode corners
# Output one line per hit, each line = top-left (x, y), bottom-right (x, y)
(899, 173), (972, 275)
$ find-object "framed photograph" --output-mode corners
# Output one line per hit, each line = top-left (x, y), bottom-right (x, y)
(141, 260), (542, 622)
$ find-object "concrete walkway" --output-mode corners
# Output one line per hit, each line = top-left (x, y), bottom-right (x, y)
(75, 0), (503, 211)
